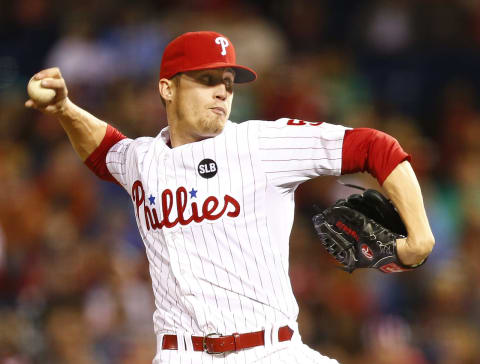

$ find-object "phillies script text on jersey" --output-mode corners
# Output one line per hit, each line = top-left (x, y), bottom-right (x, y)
(131, 180), (241, 230)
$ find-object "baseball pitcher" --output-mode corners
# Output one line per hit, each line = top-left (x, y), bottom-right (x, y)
(25, 31), (435, 363)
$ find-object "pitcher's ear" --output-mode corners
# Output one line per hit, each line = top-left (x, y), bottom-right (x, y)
(159, 78), (175, 102)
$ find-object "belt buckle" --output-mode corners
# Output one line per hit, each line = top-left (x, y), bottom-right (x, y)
(203, 332), (223, 354)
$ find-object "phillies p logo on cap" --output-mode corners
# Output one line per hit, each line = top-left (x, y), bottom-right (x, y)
(215, 37), (229, 56)
(159, 31), (257, 83)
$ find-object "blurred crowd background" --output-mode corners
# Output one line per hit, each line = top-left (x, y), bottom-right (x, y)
(1, 0), (480, 363)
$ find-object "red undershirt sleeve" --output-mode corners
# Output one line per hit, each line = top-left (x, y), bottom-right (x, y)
(85, 125), (127, 184)
(341, 128), (411, 185)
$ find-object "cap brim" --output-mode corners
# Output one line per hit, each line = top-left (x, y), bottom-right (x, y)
(231, 66), (257, 83)
(167, 62), (257, 83)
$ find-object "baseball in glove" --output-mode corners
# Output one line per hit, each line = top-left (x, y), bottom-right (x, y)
(312, 186), (424, 273)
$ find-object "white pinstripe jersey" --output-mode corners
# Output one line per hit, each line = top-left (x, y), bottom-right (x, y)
(106, 118), (347, 360)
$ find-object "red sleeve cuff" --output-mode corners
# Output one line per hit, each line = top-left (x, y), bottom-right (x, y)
(85, 125), (127, 184)
(341, 128), (411, 185)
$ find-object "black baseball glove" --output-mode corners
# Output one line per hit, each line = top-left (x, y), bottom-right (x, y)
(312, 187), (424, 273)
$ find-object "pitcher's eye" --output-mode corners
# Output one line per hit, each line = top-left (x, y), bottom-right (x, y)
(201, 75), (213, 85)
(224, 78), (233, 92)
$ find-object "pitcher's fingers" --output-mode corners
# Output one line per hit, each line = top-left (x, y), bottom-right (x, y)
(41, 78), (65, 90)
(34, 67), (62, 80)
(44, 104), (60, 113)
(25, 99), (36, 108)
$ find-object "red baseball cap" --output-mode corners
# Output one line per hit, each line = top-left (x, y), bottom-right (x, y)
(159, 31), (257, 83)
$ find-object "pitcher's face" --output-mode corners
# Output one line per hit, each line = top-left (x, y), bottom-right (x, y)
(169, 68), (234, 140)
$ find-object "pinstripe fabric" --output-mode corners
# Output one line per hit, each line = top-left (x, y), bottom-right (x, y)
(106, 118), (346, 363)
(153, 332), (339, 363)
